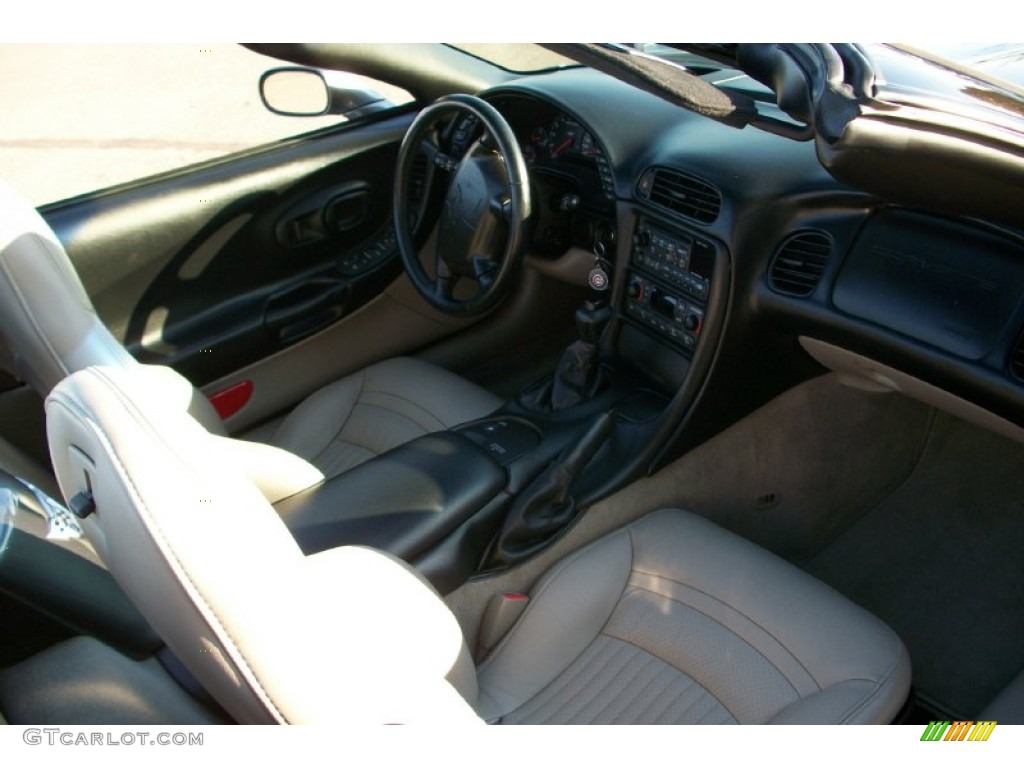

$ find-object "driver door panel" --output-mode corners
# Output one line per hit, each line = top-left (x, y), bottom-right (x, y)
(30, 112), (474, 431)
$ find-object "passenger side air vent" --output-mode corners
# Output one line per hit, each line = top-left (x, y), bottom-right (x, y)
(1009, 329), (1024, 383)
(768, 231), (832, 296)
(637, 167), (721, 224)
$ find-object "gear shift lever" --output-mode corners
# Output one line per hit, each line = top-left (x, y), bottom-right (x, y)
(519, 239), (613, 411)
(576, 297), (612, 344)
(545, 297), (611, 410)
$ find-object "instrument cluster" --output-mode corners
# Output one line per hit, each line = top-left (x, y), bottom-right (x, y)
(520, 113), (615, 203)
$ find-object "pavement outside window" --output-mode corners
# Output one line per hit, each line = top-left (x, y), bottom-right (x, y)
(0, 44), (408, 205)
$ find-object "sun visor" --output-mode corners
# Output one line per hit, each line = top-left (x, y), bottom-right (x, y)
(541, 44), (756, 128)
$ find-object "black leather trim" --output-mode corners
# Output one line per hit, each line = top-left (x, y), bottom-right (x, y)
(274, 432), (505, 563)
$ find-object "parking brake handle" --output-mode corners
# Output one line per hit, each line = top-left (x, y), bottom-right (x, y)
(490, 411), (615, 567)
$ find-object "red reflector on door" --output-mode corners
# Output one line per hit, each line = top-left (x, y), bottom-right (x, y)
(208, 380), (253, 420)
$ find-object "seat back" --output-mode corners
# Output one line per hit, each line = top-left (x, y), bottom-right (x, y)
(45, 364), (480, 724)
(0, 181), (224, 434)
(0, 181), (136, 393)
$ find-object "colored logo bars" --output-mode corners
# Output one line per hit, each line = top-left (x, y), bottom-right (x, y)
(920, 721), (997, 742)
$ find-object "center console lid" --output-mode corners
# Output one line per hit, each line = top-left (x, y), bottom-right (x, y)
(273, 432), (506, 564)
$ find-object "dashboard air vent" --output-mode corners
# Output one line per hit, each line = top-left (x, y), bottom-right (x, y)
(1009, 329), (1024, 383)
(769, 231), (832, 296)
(638, 168), (721, 224)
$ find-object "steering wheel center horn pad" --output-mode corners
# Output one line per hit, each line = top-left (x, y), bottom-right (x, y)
(394, 94), (532, 317)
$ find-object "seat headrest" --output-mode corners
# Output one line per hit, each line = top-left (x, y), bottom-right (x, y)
(0, 182), (136, 394)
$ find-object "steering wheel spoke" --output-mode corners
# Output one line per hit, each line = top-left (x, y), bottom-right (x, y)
(394, 94), (532, 318)
(416, 135), (461, 193)
(488, 195), (514, 222)
(432, 151), (459, 174)
(435, 272), (461, 302)
(470, 256), (499, 291)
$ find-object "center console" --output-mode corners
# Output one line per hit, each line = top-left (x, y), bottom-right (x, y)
(270, 395), (646, 592)
(273, 215), (727, 595)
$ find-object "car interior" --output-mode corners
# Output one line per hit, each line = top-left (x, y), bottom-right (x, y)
(1, 42), (1023, 725)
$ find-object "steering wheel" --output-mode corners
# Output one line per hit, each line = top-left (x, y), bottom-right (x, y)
(393, 94), (532, 317)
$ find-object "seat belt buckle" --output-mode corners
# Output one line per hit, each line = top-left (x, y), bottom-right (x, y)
(476, 591), (529, 660)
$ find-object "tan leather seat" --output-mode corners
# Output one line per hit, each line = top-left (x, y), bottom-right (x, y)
(477, 509), (910, 724)
(44, 363), (912, 725)
(0, 636), (224, 725)
(0, 181), (499, 485)
(266, 357), (500, 479)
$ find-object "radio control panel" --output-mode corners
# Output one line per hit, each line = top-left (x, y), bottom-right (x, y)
(625, 218), (716, 355)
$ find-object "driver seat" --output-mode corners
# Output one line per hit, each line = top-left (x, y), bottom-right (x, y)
(0, 180), (501, 487)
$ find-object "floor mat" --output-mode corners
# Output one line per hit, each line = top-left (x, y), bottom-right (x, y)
(805, 411), (1024, 718)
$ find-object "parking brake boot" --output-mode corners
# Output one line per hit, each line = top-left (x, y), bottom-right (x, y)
(489, 412), (614, 567)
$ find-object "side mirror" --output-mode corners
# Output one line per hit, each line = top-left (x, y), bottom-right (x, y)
(259, 67), (392, 118)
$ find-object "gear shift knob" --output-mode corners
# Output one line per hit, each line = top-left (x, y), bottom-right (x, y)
(576, 298), (612, 345)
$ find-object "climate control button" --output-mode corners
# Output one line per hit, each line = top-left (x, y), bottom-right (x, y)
(628, 276), (645, 301)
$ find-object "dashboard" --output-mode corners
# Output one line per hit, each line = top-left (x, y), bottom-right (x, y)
(466, 67), (1024, 447)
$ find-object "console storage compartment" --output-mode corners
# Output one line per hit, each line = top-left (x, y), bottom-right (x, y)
(273, 432), (507, 571)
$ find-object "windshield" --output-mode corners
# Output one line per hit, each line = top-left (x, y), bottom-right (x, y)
(446, 44), (577, 73)
(915, 43), (1024, 87)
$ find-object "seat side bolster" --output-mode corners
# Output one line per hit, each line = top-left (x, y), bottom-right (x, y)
(768, 645), (912, 724)
(475, 527), (634, 722)
(980, 670), (1024, 724)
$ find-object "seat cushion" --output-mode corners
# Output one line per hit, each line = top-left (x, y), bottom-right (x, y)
(476, 509), (911, 724)
(0, 636), (223, 725)
(267, 357), (502, 479)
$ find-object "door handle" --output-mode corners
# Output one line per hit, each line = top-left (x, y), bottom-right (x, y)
(275, 184), (370, 248)
(263, 278), (351, 345)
